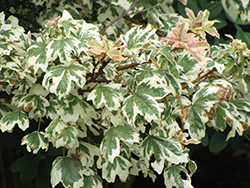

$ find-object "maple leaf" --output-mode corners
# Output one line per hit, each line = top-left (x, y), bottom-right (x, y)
(185, 7), (220, 39)
(161, 20), (209, 68)
(86, 38), (126, 62)
(161, 21), (195, 49)
(187, 37), (210, 68)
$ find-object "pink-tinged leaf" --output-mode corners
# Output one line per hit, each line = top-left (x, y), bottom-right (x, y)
(204, 27), (220, 39)
(160, 21), (195, 49)
(185, 8), (203, 23)
(86, 40), (105, 56)
(185, 7), (197, 22)
(103, 38), (110, 51)
(188, 48), (207, 68)
(179, 21), (194, 41)
(113, 38), (123, 48)
(107, 49), (124, 62)
(185, 8), (220, 39)
(187, 38), (210, 68)
(87, 40), (103, 50)
(188, 38), (210, 52)
(86, 38), (125, 62)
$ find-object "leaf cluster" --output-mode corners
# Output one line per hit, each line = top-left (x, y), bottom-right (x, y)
(1, 1), (250, 188)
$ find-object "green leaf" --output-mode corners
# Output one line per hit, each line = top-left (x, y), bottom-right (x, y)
(11, 154), (40, 182)
(209, 130), (229, 153)
(97, 156), (131, 183)
(141, 136), (188, 174)
(235, 24), (250, 48)
(83, 174), (103, 188)
(42, 64), (87, 99)
(163, 164), (193, 188)
(205, 1), (223, 19)
(87, 84), (123, 111)
(51, 156), (84, 188)
(0, 100), (11, 119)
(188, 160), (197, 177)
(21, 131), (49, 154)
(100, 125), (139, 162)
(0, 111), (29, 132)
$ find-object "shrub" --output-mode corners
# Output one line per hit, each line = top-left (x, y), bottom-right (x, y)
(1, 1), (250, 188)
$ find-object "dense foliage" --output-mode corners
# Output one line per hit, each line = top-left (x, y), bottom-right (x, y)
(1, 0), (250, 188)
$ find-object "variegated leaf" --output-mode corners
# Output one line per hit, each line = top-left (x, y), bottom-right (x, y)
(0, 100), (11, 119)
(0, 111), (29, 132)
(68, 141), (100, 168)
(45, 118), (85, 149)
(42, 65), (87, 99)
(87, 84), (123, 111)
(163, 164), (193, 188)
(18, 94), (49, 118)
(59, 94), (97, 124)
(51, 156), (84, 188)
(121, 24), (157, 55)
(100, 125), (139, 162)
(97, 156), (131, 183)
(46, 37), (80, 64)
(83, 174), (103, 188)
(130, 158), (157, 182)
(27, 36), (48, 74)
(122, 82), (165, 125)
(141, 136), (189, 174)
(184, 84), (224, 139)
(21, 131), (49, 154)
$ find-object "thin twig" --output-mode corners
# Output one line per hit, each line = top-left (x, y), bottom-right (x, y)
(116, 62), (141, 71)
(0, 82), (8, 85)
(116, 71), (135, 94)
(182, 68), (216, 89)
(99, 0), (140, 34)
(92, 118), (108, 130)
(168, 100), (189, 106)
(165, 68), (216, 97)
(99, 0), (159, 34)
(91, 124), (104, 136)
(127, 4), (160, 17)
(105, 118), (112, 128)
(37, 118), (41, 132)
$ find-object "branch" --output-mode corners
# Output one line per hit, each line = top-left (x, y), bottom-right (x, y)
(99, 0), (159, 34)
(116, 62), (141, 71)
(116, 61), (150, 71)
(116, 71), (135, 94)
(0, 82), (8, 85)
(182, 68), (216, 89)
(127, 4), (160, 17)
(86, 58), (111, 84)
(165, 68), (217, 98)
